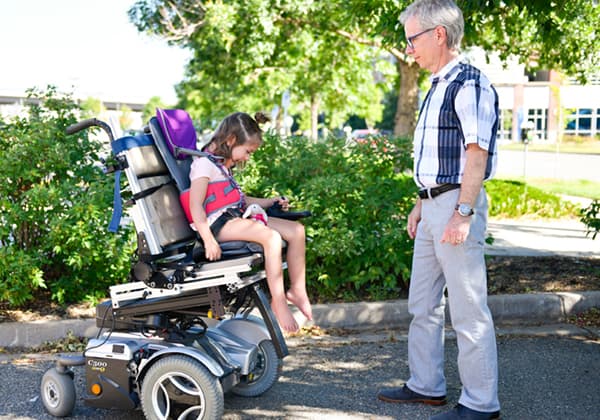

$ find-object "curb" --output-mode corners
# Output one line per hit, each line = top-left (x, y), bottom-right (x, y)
(310, 291), (600, 329)
(1, 291), (599, 349)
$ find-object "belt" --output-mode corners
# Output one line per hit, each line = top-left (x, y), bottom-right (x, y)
(418, 183), (460, 199)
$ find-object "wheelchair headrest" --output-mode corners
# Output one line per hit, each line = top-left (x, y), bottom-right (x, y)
(156, 108), (198, 159)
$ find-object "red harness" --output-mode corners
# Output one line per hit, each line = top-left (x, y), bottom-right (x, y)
(180, 156), (245, 223)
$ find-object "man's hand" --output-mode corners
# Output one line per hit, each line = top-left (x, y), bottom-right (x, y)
(440, 212), (471, 245)
(407, 199), (422, 240)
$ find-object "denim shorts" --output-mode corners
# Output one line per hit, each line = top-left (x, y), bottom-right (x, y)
(210, 207), (243, 238)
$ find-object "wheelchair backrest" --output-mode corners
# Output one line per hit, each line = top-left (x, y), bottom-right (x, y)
(113, 115), (198, 256)
(149, 108), (206, 225)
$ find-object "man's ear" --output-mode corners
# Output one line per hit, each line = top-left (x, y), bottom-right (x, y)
(435, 26), (447, 45)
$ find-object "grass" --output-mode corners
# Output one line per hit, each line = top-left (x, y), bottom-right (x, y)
(498, 139), (600, 201)
(495, 176), (600, 200)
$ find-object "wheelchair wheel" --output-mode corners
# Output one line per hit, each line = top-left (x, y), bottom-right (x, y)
(231, 339), (280, 397)
(140, 355), (224, 420)
(40, 367), (76, 417)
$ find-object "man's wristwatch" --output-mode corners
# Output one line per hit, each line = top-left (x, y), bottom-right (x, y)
(455, 203), (474, 217)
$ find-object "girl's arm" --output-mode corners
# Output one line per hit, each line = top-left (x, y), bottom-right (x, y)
(189, 177), (221, 260)
(246, 196), (289, 211)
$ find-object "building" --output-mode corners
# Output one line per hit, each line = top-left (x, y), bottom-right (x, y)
(468, 48), (600, 142)
(0, 92), (146, 135)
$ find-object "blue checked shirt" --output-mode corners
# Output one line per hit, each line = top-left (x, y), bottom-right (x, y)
(413, 57), (499, 189)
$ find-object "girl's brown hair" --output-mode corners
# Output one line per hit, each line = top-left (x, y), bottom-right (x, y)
(207, 112), (270, 159)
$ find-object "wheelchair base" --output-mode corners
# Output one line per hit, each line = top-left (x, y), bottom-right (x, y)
(46, 294), (286, 417)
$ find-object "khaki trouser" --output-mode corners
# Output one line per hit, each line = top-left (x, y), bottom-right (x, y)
(406, 188), (500, 412)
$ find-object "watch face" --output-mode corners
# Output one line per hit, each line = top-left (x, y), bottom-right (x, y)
(458, 204), (473, 216)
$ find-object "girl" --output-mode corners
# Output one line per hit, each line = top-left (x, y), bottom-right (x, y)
(188, 112), (312, 333)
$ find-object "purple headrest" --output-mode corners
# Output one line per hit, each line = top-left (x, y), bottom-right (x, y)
(156, 108), (197, 159)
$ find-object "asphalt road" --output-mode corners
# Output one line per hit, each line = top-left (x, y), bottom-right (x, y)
(1, 329), (599, 420)
(495, 150), (600, 182)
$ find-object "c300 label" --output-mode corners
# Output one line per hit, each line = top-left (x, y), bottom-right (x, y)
(88, 359), (108, 372)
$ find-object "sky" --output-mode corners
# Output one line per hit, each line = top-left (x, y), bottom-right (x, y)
(0, 0), (190, 104)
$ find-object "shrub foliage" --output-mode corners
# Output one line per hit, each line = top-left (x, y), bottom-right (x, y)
(1, 93), (585, 308)
(0, 88), (134, 306)
(580, 200), (600, 239)
(237, 134), (416, 302)
(485, 179), (578, 219)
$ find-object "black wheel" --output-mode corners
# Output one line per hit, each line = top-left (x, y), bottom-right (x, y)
(141, 355), (224, 420)
(231, 340), (280, 397)
(40, 367), (76, 417)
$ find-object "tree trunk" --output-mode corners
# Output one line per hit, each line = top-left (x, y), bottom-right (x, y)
(310, 93), (320, 141)
(393, 60), (420, 138)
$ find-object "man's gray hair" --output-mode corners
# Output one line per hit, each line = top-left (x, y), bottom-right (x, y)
(399, 0), (464, 51)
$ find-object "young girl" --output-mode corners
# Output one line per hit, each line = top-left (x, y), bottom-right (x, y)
(188, 111), (312, 333)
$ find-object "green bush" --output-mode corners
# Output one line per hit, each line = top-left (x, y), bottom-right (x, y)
(486, 179), (578, 219)
(237, 134), (416, 302)
(580, 199), (600, 239)
(0, 88), (134, 307)
(1, 92), (583, 309)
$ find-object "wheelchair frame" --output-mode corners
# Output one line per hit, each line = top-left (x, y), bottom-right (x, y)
(40, 112), (290, 419)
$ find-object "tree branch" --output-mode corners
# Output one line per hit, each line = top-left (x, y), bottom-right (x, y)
(335, 29), (407, 62)
(157, 1), (207, 41)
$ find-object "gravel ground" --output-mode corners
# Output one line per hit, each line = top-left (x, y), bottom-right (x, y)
(1, 330), (599, 420)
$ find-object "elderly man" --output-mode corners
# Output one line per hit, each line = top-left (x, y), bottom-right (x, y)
(377, 1), (501, 419)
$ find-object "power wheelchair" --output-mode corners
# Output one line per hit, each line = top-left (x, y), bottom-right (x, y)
(40, 109), (301, 419)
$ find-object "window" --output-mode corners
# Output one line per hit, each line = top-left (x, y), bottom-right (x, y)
(565, 108), (598, 137)
(496, 108), (512, 141)
(527, 108), (547, 140)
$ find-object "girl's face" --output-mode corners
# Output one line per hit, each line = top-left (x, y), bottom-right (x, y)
(229, 138), (260, 166)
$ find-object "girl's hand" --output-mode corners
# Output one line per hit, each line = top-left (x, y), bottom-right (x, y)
(274, 196), (290, 211)
(204, 237), (222, 261)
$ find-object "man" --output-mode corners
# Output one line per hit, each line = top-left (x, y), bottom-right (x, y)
(377, 1), (501, 419)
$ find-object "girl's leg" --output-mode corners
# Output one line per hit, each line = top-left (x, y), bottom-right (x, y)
(267, 218), (312, 321)
(218, 218), (299, 333)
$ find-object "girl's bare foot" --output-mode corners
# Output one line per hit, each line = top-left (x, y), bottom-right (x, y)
(271, 299), (299, 333)
(286, 288), (313, 320)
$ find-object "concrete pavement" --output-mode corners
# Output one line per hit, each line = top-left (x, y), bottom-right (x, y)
(486, 217), (599, 258)
(0, 217), (598, 349)
(495, 149), (600, 182)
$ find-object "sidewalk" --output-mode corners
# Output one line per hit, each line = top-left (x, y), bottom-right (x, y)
(1, 218), (598, 348)
(485, 217), (599, 258)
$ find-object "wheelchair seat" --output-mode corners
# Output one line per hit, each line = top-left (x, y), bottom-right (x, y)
(103, 108), (271, 312)
(153, 108), (267, 260)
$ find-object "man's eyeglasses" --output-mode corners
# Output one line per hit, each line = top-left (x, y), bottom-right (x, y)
(405, 27), (436, 49)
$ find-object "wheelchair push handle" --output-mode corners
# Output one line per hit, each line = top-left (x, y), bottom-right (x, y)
(66, 118), (114, 142)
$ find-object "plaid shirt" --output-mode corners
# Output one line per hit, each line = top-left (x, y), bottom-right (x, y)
(413, 57), (499, 189)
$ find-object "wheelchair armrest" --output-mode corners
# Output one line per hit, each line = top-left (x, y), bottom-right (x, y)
(192, 240), (264, 262)
(266, 202), (312, 221)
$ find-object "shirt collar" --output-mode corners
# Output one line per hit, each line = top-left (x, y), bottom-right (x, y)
(430, 55), (465, 82)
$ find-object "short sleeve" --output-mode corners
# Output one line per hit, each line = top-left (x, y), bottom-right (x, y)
(454, 79), (498, 151)
(189, 156), (220, 182)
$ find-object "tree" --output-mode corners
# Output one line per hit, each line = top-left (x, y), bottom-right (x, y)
(80, 96), (106, 118)
(142, 96), (169, 124)
(343, 0), (600, 136)
(130, 0), (599, 137)
(119, 104), (134, 131)
(129, 0), (394, 139)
